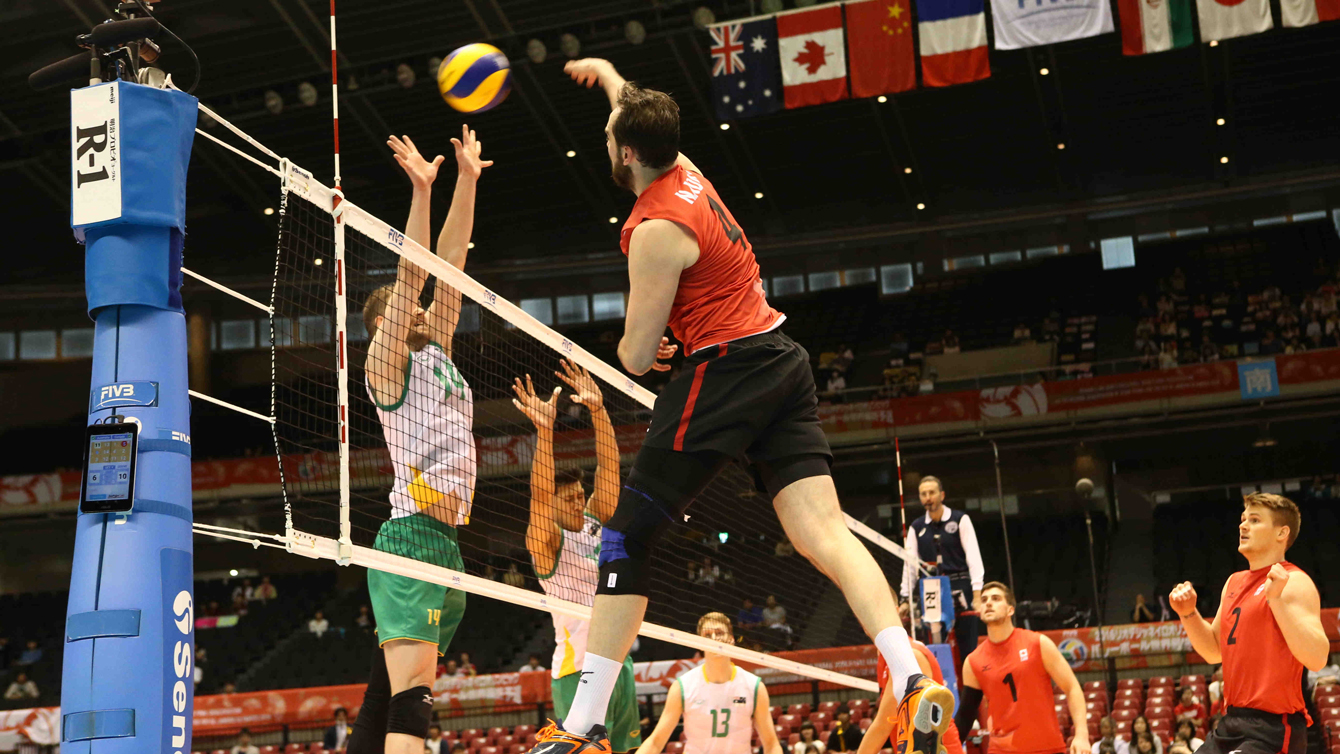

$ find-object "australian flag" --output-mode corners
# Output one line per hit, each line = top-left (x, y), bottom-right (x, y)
(707, 17), (782, 120)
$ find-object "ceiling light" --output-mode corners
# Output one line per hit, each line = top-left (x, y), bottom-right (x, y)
(566, 150), (576, 158)
(904, 167), (912, 174)
(761, 0), (784, 10)
(229, 569), (239, 577)
(609, 217), (619, 224)
(1057, 143), (1065, 150)
(719, 123), (730, 131)
(916, 203), (925, 210)
(468, 242), (475, 249)
(264, 90), (283, 115)
(754, 192), (764, 199)
(298, 81), (318, 106)
(396, 64), (416, 88)
(1216, 118), (1226, 126)
(1209, 40), (1219, 46)
(428, 56), (443, 77)
(314, 258), (324, 266)
(1220, 156), (1229, 164)
(877, 95), (887, 103)
(1040, 67), (1050, 75)
(625, 20), (647, 45)
(692, 6), (717, 28)
(264, 207), (275, 216)
(560, 33), (582, 58)
(527, 39), (547, 64)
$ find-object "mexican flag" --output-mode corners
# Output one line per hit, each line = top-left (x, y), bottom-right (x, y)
(1119, 0), (1195, 54)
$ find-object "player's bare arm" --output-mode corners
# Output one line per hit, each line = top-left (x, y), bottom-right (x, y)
(754, 682), (783, 754)
(1265, 563), (1329, 670)
(424, 125), (492, 355)
(513, 374), (564, 575)
(566, 57), (701, 174)
(1170, 580), (1225, 664)
(619, 220), (697, 375)
(556, 359), (619, 523)
(859, 651), (937, 754)
(367, 136), (440, 406)
(634, 678), (684, 754)
(1039, 634), (1089, 754)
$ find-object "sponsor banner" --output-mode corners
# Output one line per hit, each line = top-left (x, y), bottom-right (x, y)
(192, 683), (368, 734)
(431, 671), (551, 711)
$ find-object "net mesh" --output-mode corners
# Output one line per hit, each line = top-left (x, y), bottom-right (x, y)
(270, 181), (909, 669)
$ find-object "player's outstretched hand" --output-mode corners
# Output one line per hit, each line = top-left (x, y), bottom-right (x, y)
(1169, 581), (1198, 618)
(651, 337), (678, 372)
(388, 135), (444, 190)
(451, 124), (493, 181)
(511, 374), (559, 430)
(556, 359), (605, 413)
(564, 58), (615, 88)
(1264, 562), (1291, 601)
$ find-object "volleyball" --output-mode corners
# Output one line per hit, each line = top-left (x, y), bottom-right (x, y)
(437, 43), (511, 113)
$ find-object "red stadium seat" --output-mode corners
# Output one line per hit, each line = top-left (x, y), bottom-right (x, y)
(1086, 701), (1107, 714)
(284, 746), (304, 754)
(788, 704), (812, 718)
(1112, 709), (1137, 722)
(1115, 721), (1131, 738)
(1178, 675), (1203, 687)
(461, 730), (484, 742)
(260, 747), (279, 754)
(497, 736), (516, 748)
(510, 747), (526, 754)
(1117, 679), (1142, 690)
(1319, 695), (1340, 709)
(1086, 711), (1103, 723)
(1148, 676), (1174, 689)
(774, 725), (788, 739)
(666, 744), (684, 754)
(850, 699), (872, 713)
(771, 705), (783, 720)
(513, 726), (535, 740)
(471, 737), (490, 750)
(308, 747), (325, 754)
(1321, 707), (1340, 722)
(489, 727), (510, 741)
(859, 718), (872, 732)
(1150, 719), (1172, 735)
(819, 701), (842, 714)
(1114, 698), (1141, 712)
(789, 734), (801, 747)
(1083, 680), (1106, 692)
(810, 712), (832, 726)
(779, 714), (801, 730)
(480, 747), (500, 754)
(1116, 688), (1143, 701)
(525, 735), (539, 747)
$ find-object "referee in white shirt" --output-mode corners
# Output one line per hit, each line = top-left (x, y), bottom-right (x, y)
(900, 476), (985, 650)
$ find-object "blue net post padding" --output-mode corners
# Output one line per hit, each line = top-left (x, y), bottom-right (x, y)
(63, 80), (198, 754)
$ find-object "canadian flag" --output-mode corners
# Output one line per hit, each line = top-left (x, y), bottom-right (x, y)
(776, 5), (849, 109)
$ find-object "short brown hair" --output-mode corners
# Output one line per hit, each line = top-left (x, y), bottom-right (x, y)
(363, 284), (394, 338)
(555, 467), (586, 489)
(697, 611), (733, 636)
(613, 83), (679, 170)
(1244, 492), (1301, 549)
(919, 475), (944, 493)
(981, 581), (1016, 607)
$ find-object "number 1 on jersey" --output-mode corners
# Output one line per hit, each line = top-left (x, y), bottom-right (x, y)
(1003, 672), (1017, 702)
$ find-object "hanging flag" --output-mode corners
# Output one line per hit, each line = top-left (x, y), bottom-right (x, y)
(1279, 0), (1340, 26)
(1118, 0), (1195, 54)
(846, 0), (917, 97)
(1195, 0), (1273, 40)
(777, 5), (849, 108)
(707, 18), (784, 120)
(915, 0), (991, 87)
(989, 0), (1115, 48)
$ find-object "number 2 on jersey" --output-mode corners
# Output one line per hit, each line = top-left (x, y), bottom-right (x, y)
(1003, 672), (1018, 702)
(1227, 607), (1242, 645)
(710, 708), (731, 737)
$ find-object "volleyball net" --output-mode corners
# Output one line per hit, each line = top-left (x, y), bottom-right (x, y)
(189, 110), (925, 693)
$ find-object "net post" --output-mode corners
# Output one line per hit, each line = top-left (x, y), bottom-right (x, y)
(332, 189), (352, 566)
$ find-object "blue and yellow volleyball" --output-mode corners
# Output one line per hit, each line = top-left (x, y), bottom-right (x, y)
(438, 43), (512, 113)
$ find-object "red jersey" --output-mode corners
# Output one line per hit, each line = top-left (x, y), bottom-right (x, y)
(877, 643), (965, 754)
(965, 629), (1066, 754)
(619, 165), (783, 354)
(1219, 562), (1309, 718)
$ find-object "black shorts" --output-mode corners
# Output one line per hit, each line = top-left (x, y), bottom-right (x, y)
(1200, 707), (1307, 754)
(643, 330), (832, 495)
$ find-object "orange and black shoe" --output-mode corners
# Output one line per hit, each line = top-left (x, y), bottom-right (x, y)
(894, 674), (954, 754)
(528, 720), (612, 754)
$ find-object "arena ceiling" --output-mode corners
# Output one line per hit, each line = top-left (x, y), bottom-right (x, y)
(3, 0), (1340, 288)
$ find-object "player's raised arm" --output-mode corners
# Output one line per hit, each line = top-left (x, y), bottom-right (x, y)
(426, 124), (492, 356)
(564, 58), (702, 175)
(1170, 580), (1224, 664)
(1039, 634), (1089, 754)
(635, 679), (684, 754)
(513, 375), (564, 576)
(556, 359), (620, 523)
(366, 136), (440, 405)
(619, 220), (694, 375)
(754, 682), (783, 754)
(1265, 564), (1329, 670)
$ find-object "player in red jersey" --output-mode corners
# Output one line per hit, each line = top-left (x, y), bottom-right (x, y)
(1169, 493), (1327, 754)
(521, 57), (953, 754)
(862, 601), (965, 754)
(954, 583), (1088, 754)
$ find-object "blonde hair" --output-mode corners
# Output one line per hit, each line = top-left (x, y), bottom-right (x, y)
(1244, 492), (1301, 549)
(697, 611), (733, 637)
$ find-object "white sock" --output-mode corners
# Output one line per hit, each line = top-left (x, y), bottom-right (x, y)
(875, 625), (923, 702)
(561, 652), (623, 735)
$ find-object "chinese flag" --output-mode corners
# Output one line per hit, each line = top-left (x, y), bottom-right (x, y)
(846, 0), (916, 97)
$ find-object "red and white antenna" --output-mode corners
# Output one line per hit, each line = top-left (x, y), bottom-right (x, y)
(329, 0), (342, 194)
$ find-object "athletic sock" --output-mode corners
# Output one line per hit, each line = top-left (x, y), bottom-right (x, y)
(560, 652), (623, 736)
(875, 625), (923, 702)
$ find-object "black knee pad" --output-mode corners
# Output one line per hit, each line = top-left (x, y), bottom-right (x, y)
(597, 470), (676, 597)
(386, 685), (433, 739)
(348, 648), (391, 754)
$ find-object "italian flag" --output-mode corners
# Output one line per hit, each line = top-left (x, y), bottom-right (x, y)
(1279, 0), (1340, 26)
(1119, 0), (1194, 54)
(1195, 0), (1273, 41)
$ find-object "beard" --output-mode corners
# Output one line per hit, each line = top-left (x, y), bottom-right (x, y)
(611, 158), (634, 191)
(406, 329), (431, 352)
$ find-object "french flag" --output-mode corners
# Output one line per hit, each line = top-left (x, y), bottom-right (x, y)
(915, 0), (991, 87)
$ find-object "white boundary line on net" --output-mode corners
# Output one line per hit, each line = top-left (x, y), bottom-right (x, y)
(277, 526), (879, 692)
(188, 390), (276, 424)
(182, 267), (274, 314)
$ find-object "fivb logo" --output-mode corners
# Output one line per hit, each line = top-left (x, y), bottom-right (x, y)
(90, 381), (159, 411)
(387, 228), (406, 248)
(169, 590), (193, 753)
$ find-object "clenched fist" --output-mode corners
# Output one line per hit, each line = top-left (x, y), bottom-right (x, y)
(1169, 581), (1199, 619)
(1263, 562), (1291, 602)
